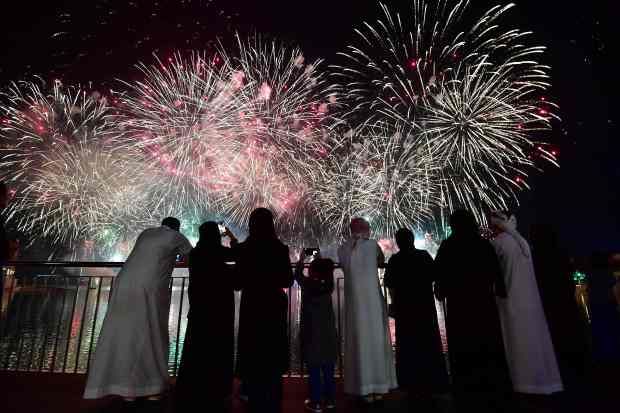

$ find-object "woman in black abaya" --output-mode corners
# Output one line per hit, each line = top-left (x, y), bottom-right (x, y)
(175, 221), (238, 412)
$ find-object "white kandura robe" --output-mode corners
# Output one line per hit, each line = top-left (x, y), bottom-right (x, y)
(338, 238), (397, 396)
(492, 232), (563, 394)
(84, 226), (193, 399)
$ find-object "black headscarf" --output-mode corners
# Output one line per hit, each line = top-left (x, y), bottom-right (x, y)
(248, 208), (277, 241)
(161, 216), (181, 231)
(196, 221), (222, 249)
(449, 209), (479, 237)
(395, 228), (415, 251)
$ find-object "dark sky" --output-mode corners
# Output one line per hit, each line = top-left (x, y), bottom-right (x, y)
(0, 0), (617, 254)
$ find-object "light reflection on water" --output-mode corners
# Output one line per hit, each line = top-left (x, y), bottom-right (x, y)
(0, 267), (446, 375)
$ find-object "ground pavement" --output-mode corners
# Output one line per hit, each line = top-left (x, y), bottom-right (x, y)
(0, 372), (612, 413)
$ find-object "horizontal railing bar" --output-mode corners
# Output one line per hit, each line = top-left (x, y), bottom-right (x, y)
(4, 260), (386, 269)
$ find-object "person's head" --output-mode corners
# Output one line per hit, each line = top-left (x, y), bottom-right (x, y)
(309, 257), (334, 283)
(350, 217), (370, 239)
(197, 221), (221, 247)
(248, 208), (277, 240)
(395, 228), (415, 251)
(161, 217), (181, 232)
(0, 181), (8, 209)
(489, 210), (513, 235)
(449, 209), (478, 237)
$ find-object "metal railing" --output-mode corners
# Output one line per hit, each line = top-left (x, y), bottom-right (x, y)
(1, 261), (386, 377)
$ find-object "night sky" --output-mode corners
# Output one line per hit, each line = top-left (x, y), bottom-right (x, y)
(0, 0), (617, 255)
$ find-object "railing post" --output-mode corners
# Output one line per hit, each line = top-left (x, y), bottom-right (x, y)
(38, 277), (55, 373)
(74, 276), (93, 373)
(172, 277), (186, 377)
(15, 276), (37, 371)
(62, 278), (81, 373)
(86, 276), (105, 372)
(2, 274), (24, 370)
(26, 276), (47, 371)
(50, 277), (69, 372)
(336, 277), (344, 377)
(287, 286), (292, 378)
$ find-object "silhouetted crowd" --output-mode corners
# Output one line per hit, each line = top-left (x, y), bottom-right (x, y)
(1, 179), (618, 413)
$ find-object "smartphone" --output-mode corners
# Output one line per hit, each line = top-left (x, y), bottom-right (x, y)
(304, 247), (320, 256)
(218, 223), (226, 235)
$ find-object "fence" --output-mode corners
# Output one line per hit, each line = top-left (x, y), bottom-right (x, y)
(0, 261), (391, 377)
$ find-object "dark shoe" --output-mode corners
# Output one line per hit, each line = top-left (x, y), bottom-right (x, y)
(139, 399), (164, 413)
(304, 399), (323, 413)
(120, 400), (138, 413)
(325, 400), (336, 410)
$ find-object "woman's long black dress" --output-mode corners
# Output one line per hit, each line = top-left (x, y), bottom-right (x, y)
(384, 248), (448, 393)
(235, 238), (294, 413)
(434, 234), (511, 397)
(175, 243), (237, 412)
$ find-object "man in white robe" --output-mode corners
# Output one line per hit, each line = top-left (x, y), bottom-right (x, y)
(337, 218), (397, 400)
(84, 217), (193, 401)
(490, 212), (563, 394)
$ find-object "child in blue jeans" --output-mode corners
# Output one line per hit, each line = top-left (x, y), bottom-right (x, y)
(295, 251), (338, 413)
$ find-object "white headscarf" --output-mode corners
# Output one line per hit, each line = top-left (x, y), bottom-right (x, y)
(490, 211), (531, 258)
(350, 217), (370, 248)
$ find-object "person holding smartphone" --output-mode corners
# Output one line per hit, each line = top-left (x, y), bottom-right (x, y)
(175, 221), (238, 412)
(294, 249), (338, 413)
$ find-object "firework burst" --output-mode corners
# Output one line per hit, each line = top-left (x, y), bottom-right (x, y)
(114, 53), (251, 218)
(113, 38), (336, 242)
(314, 124), (440, 239)
(0, 3), (560, 250)
(332, 0), (559, 226)
(0, 79), (152, 244)
(419, 59), (559, 219)
(215, 35), (336, 238)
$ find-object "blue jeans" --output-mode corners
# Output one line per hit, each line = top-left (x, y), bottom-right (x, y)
(308, 363), (335, 403)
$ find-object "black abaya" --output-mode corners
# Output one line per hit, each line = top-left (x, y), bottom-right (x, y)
(384, 248), (448, 393)
(175, 244), (237, 412)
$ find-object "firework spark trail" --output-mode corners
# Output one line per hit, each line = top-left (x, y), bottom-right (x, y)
(0, 2), (560, 249)
(331, 0), (559, 225)
(314, 124), (440, 239)
(113, 37), (336, 242)
(0, 79), (153, 245)
(214, 35), (336, 238)
(115, 52), (251, 218)
(333, 0), (528, 122)
(418, 58), (559, 221)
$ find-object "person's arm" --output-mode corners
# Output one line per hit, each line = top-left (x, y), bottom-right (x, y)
(187, 251), (197, 304)
(377, 242), (385, 267)
(8, 239), (19, 261)
(279, 245), (295, 288)
(383, 255), (396, 288)
(294, 250), (305, 287)
(433, 242), (448, 301)
(176, 234), (194, 262)
(325, 269), (335, 294)
(383, 255), (397, 307)
(223, 226), (239, 248)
